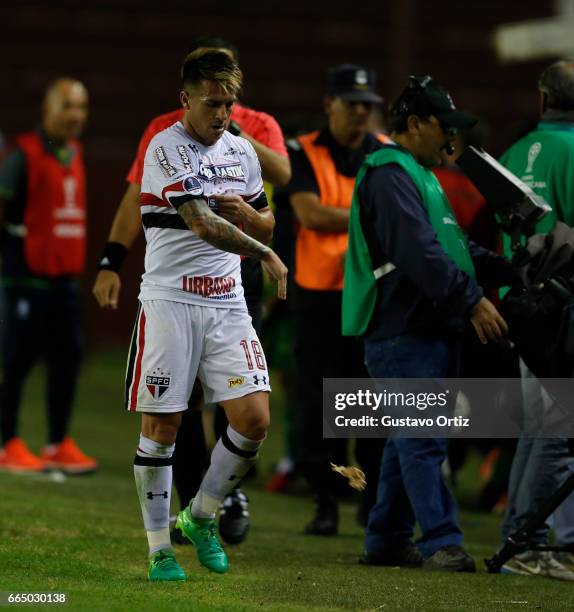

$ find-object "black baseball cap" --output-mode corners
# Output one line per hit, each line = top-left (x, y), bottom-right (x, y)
(326, 64), (383, 103)
(391, 75), (476, 128)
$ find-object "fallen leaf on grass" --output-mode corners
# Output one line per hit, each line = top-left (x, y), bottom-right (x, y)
(330, 463), (366, 491)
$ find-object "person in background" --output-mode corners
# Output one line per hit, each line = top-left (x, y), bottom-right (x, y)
(0, 78), (97, 474)
(498, 59), (574, 580)
(344, 75), (514, 571)
(280, 64), (388, 536)
(435, 125), (518, 512)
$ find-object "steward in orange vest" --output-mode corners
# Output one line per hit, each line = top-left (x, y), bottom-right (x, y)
(295, 129), (389, 291)
(278, 64), (388, 537)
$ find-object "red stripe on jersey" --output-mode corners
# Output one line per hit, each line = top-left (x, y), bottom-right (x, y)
(161, 180), (184, 204)
(140, 192), (169, 207)
(129, 309), (147, 411)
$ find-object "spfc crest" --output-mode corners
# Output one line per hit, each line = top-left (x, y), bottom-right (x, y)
(146, 374), (171, 399)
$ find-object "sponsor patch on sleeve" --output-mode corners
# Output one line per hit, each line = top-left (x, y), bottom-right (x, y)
(228, 376), (245, 388)
(154, 146), (177, 178)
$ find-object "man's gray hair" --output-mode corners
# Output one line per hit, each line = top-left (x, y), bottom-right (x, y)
(538, 60), (574, 111)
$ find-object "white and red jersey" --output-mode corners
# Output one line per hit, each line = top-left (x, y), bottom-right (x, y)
(139, 121), (267, 308)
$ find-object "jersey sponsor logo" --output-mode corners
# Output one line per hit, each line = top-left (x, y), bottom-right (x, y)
(182, 274), (236, 298)
(154, 146), (177, 177)
(177, 145), (192, 171)
(197, 161), (246, 182)
(145, 370), (171, 399)
(228, 376), (245, 388)
(526, 142), (542, 173)
(223, 146), (245, 157)
(183, 176), (203, 196)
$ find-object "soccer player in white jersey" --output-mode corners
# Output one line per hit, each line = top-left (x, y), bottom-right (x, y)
(127, 49), (287, 581)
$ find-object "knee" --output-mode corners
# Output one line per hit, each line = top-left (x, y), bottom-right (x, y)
(150, 426), (178, 446)
(142, 414), (181, 445)
(234, 412), (270, 441)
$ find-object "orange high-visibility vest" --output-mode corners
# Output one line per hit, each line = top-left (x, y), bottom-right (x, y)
(295, 131), (390, 291)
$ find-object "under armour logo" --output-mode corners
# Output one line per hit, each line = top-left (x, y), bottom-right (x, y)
(253, 375), (267, 385)
(146, 491), (168, 500)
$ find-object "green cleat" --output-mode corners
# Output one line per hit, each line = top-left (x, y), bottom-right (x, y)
(175, 506), (229, 574)
(148, 548), (187, 582)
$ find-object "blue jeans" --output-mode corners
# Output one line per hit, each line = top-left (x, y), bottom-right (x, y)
(363, 334), (463, 559)
(501, 362), (574, 545)
(554, 459), (574, 546)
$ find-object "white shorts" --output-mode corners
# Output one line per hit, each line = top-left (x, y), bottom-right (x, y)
(125, 300), (270, 413)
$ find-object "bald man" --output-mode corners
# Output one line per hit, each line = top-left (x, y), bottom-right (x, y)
(0, 78), (97, 474)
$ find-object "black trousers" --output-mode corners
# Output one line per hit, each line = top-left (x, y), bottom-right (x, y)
(0, 281), (82, 445)
(291, 287), (383, 502)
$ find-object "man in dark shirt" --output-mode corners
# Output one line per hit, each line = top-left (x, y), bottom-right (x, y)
(277, 65), (388, 535)
(345, 75), (513, 571)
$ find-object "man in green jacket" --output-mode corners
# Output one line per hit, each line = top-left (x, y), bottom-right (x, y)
(344, 76), (512, 572)
(499, 60), (574, 580)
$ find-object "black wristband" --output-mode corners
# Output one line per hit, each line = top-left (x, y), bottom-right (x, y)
(228, 120), (242, 136)
(98, 241), (128, 273)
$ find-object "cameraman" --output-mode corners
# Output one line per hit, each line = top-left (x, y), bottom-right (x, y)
(499, 60), (574, 580)
(343, 76), (514, 572)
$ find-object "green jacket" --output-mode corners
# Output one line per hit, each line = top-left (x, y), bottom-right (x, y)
(500, 122), (574, 259)
(342, 145), (475, 337)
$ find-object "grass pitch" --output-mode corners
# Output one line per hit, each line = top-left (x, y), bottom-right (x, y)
(0, 352), (569, 611)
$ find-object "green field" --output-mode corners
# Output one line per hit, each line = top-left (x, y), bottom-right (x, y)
(0, 352), (569, 611)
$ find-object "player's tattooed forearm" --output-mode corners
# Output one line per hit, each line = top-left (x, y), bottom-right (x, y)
(178, 198), (270, 260)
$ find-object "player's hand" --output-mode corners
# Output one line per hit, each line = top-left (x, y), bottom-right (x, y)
(261, 249), (288, 300)
(212, 194), (252, 224)
(470, 297), (509, 344)
(92, 270), (121, 310)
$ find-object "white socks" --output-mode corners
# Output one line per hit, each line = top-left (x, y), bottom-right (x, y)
(191, 426), (262, 519)
(134, 433), (175, 555)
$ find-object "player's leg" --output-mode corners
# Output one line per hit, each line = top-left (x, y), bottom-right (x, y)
(194, 390), (269, 518)
(175, 390), (268, 574)
(195, 307), (270, 516)
(126, 300), (199, 581)
(201, 259), (263, 545)
(176, 307), (270, 572)
(137, 411), (184, 581)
